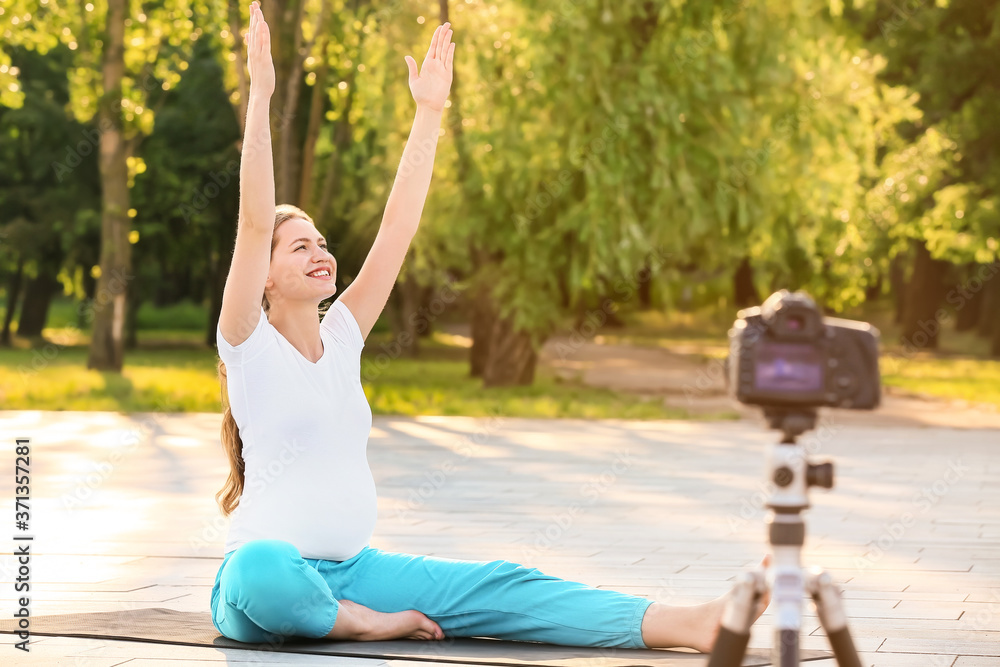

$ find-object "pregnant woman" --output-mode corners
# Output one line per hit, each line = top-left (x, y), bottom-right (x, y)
(211, 2), (766, 651)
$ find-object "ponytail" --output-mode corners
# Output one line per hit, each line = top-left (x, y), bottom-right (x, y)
(215, 356), (246, 516)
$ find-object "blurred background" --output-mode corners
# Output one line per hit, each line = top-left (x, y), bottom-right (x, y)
(1, 0), (998, 419)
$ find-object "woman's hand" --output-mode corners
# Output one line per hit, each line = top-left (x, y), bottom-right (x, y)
(404, 22), (455, 112)
(246, 1), (275, 98)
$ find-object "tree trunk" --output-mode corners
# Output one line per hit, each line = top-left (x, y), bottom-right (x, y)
(978, 267), (1000, 339)
(574, 293), (625, 330)
(1, 255), (25, 346)
(298, 36), (330, 209)
(267, 0), (288, 176)
(316, 72), (355, 228)
(482, 308), (537, 387)
(265, 0), (287, 201)
(991, 304), (1000, 357)
(396, 273), (421, 357)
(16, 274), (58, 339)
(899, 240), (950, 350)
(955, 263), (985, 332)
(417, 283), (437, 338)
(177, 263), (192, 304)
(192, 263), (206, 304)
(277, 0), (327, 206)
(228, 0), (249, 136)
(889, 253), (906, 324)
(864, 271), (883, 302)
(17, 228), (66, 340)
(439, 0), (497, 380)
(637, 260), (652, 309)
(469, 274), (494, 378)
(78, 268), (97, 330)
(124, 276), (141, 350)
(87, 0), (132, 372)
(207, 213), (238, 347)
(733, 256), (759, 308)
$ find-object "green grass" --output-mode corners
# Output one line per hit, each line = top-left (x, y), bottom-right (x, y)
(4, 296), (999, 415)
(0, 330), (692, 419)
(880, 355), (1000, 408)
(0, 345), (223, 412)
(358, 350), (691, 420)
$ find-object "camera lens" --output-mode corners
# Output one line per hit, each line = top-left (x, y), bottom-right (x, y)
(787, 315), (804, 331)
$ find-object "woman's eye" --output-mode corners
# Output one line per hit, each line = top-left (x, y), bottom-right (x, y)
(296, 245), (306, 251)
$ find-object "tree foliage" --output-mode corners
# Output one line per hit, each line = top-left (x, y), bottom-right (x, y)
(2, 0), (999, 373)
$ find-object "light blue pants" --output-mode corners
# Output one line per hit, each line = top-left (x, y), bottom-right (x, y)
(211, 539), (654, 648)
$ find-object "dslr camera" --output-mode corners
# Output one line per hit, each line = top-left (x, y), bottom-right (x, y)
(727, 290), (880, 410)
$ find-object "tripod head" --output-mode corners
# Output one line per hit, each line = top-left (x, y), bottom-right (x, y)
(763, 407), (817, 444)
(761, 407), (833, 513)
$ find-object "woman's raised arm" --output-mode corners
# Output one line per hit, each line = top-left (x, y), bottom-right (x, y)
(337, 22), (456, 340)
(218, 1), (277, 348)
(238, 0), (276, 232)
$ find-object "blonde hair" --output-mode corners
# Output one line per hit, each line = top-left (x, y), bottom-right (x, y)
(215, 204), (316, 516)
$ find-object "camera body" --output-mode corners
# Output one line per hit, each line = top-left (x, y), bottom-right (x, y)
(728, 290), (881, 410)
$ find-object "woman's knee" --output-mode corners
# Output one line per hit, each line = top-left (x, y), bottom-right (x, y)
(224, 540), (303, 592)
(218, 540), (337, 638)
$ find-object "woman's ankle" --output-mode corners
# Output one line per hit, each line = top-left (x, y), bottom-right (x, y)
(324, 600), (359, 640)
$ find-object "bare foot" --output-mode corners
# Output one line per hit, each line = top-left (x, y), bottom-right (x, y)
(691, 555), (772, 653)
(642, 555), (771, 653)
(325, 599), (444, 641)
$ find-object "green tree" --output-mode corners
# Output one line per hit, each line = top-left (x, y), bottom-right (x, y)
(1, 0), (200, 370)
(131, 34), (241, 347)
(849, 0), (1000, 353)
(0, 45), (101, 345)
(437, 0), (918, 385)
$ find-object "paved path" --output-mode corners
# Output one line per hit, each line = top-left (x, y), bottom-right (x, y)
(0, 410), (997, 666)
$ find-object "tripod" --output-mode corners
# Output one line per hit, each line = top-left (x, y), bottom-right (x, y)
(707, 408), (862, 667)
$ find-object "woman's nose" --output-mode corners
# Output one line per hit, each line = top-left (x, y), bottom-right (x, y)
(312, 253), (335, 270)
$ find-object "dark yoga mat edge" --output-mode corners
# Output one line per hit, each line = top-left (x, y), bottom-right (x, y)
(0, 607), (833, 666)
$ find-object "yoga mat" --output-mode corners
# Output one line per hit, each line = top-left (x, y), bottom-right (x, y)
(0, 607), (832, 666)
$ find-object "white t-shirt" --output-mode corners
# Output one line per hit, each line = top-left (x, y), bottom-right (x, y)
(216, 299), (375, 561)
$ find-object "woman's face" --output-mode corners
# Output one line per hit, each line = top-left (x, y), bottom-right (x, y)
(265, 217), (338, 307)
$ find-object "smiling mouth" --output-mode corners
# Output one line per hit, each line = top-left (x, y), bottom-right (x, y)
(307, 269), (332, 280)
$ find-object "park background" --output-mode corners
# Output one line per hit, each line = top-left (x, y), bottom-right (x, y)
(1, 0), (999, 418)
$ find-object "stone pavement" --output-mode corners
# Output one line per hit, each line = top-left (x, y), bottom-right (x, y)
(0, 409), (997, 666)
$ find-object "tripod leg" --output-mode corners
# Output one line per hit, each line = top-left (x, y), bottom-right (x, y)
(808, 568), (862, 667)
(707, 570), (765, 667)
(769, 533), (805, 667)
